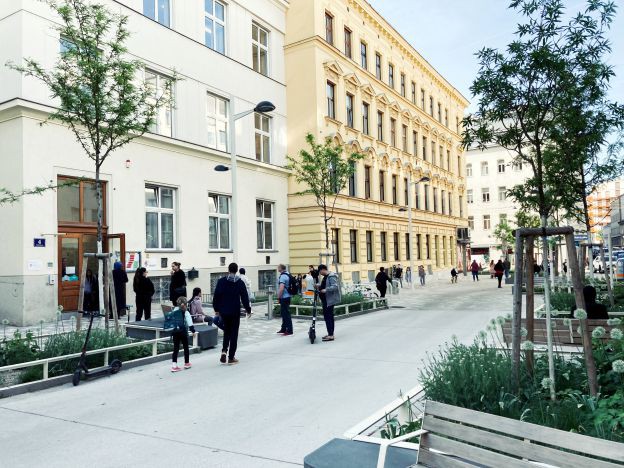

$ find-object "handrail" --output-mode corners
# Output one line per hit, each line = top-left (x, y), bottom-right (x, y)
(287, 298), (388, 316)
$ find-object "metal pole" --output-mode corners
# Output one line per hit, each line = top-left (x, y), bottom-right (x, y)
(408, 172), (414, 289)
(540, 217), (556, 401)
(607, 227), (615, 289)
(267, 286), (274, 321)
(228, 101), (238, 263)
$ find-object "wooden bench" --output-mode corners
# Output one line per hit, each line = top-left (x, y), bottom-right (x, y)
(378, 400), (624, 467)
(500, 318), (615, 348)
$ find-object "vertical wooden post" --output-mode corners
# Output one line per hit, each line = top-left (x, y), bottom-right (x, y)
(106, 257), (120, 333)
(76, 259), (88, 331)
(511, 232), (525, 392)
(600, 243), (614, 308)
(525, 237), (535, 374)
(565, 233), (598, 396)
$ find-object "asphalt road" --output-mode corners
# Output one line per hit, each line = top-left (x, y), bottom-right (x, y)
(0, 276), (515, 468)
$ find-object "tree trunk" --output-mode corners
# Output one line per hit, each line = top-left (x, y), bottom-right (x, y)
(526, 237), (535, 375)
(511, 232), (524, 393)
(541, 215), (556, 401)
(96, 163), (107, 329)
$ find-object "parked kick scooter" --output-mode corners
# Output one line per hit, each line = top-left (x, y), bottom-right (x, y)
(308, 290), (318, 344)
(72, 311), (122, 386)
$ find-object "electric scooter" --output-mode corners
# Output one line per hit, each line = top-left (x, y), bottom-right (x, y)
(308, 290), (318, 344)
(72, 311), (122, 386)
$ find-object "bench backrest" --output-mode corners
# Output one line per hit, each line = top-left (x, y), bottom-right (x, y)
(418, 400), (624, 467)
(501, 318), (614, 346)
(161, 304), (173, 314)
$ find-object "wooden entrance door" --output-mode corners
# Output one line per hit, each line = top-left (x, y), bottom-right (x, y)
(58, 232), (99, 311)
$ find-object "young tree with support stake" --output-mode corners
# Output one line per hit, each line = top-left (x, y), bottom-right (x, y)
(287, 133), (364, 268)
(7, 0), (176, 325)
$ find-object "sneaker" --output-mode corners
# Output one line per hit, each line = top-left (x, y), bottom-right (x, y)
(283, 332), (294, 336)
(276, 330), (286, 334)
(171, 366), (182, 373)
(228, 358), (239, 365)
(220, 352), (227, 364)
(184, 363), (192, 369)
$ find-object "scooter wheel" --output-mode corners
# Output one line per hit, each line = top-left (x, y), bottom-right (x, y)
(110, 360), (122, 374)
(309, 329), (316, 344)
(72, 370), (82, 387)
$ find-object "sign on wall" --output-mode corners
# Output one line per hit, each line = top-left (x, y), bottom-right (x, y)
(125, 251), (141, 272)
(33, 238), (46, 248)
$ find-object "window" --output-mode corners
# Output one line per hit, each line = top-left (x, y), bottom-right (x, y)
(206, 93), (228, 152)
(439, 145), (443, 167)
(252, 23), (269, 76)
(360, 41), (368, 69)
(424, 185), (430, 210)
(205, 0), (226, 54)
(402, 125), (408, 152)
(444, 108), (448, 127)
(346, 93), (354, 128)
(208, 194), (231, 250)
(58, 177), (105, 224)
(366, 231), (374, 262)
(422, 136), (428, 161)
(429, 96), (434, 116)
(412, 131), (418, 156)
(325, 11), (334, 44)
(497, 160), (505, 173)
(143, 0), (170, 26)
(482, 187), (490, 203)
(459, 196), (463, 217)
(415, 184), (421, 209)
(481, 162), (488, 176)
(388, 64), (394, 88)
(344, 27), (352, 58)
(364, 166), (371, 199)
(392, 175), (398, 205)
(362, 102), (370, 135)
(448, 192), (453, 216)
(433, 187), (438, 212)
(348, 162), (357, 197)
(381, 232), (387, 261)
(441, 190), (446, 214)
(467, 189), (473, 204)
(456, 116), (460, 132)
(500, 213), (508, 223)
(498, 186), (507, 201)
(256, 200), (274, 250)
(483, 215), (491, 230)
(447, 150), (451, 171)
(390, 118), (396, 147)
(403, 177), (408, 206)
(458, 155), (462, 176)
(411, 81), (416, 103)
(513, 161), (523, 171)
(400, 73), (406, 97)
(416, 234), (422, 260)
(437, 102), (442, 122)
(145, 185), (176, 249)
(426, 234), (431, 259)
(258, 270), (276, 291)
(350, 230), (358, 263)
(393, 232), (400, 261)
(326, 81), (335, 119)
(254, 112), (271, 163)
(466, 164), (472, 177)
(405, 233), (411, 260)
(326, 228), (338, 265)
(146, 70), (173, 137)
(420, 88), (425, 109)
(468, 216), (474, 230)
(377, 111), (384, 141)
(375, 53), (382, 79)
(379, 171), (386, 202)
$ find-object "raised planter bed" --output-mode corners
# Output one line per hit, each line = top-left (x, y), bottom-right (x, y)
(125, 319), (217, 350)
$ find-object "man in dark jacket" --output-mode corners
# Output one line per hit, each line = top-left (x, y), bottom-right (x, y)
(375, 267), (391, 298)
(212, 263), (252, 365)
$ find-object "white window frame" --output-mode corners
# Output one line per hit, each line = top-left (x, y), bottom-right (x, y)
(205, 0), (226, 54)
(466, 164), (473, 177)
(144, 0), (171, 27)
(256, 200), (274, 251)
(208, 193), (232, 251)
(145, 69), (173, 137)
(468, 216), (474, 230)
(483, 215), (491, 230)
(497, 159), (506, 173)
(481, 161), (489, 176)
(482, 188), (490, 203)
(467, 189), (474, 204)
(145, 184), (177, 250)
(254, 112), (271, 163)
(498, 186), (507, 201)
(346, 93), (354, 128)
(252, 22), (270, 76)
(206, 92), (229, 152)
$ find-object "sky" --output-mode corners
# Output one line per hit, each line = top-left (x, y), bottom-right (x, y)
(367, 0), (624, 111)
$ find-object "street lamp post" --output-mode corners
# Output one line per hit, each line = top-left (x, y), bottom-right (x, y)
(400, 174), (430, 289)
(215, 100), (275, 263)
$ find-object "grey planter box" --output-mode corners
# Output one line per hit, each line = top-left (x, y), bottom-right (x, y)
(304, 439), (416, 468)
(125, 319), (218, 350)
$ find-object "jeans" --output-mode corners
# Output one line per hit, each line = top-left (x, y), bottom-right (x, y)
(472, 272), (479, 281)
(377, 285), (387, 298)
(172, 331), (189, 364)
(323, 304), (335, 336)
(497, 275), (503, 288)
(280, 298), (293, 333)
(222, 314), (241, 359)
(135, 295), (151, 321)
(419, 275), (425, 286)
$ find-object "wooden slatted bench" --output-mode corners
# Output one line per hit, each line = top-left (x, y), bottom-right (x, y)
(377, 400), (624, 467)
(500, 318), (615, 348)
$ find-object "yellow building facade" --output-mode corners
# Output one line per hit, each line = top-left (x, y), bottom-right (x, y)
(285, 0), (469, 282)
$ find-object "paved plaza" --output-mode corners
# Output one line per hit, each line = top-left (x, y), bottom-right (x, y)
(1, 276), (516, 467)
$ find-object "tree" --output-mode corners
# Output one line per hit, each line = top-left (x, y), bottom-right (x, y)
(7, 0), (175, 322)
(462, 0), (617, 398)
(0, 179), (82, 205)
(287, 134), (364, 264)
(493, 219), (514, 259)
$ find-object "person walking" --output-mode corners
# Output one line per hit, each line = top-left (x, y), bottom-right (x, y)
(450, 267), (458, 284)
(317, 264), (341, 341)
(277, 264), (294, 336)
(83, 268), (98, 312)
(470, 260), (480, 282)
(168, 297), (195, 372)
(503, 258), (511, 279)
(239, 268), (254, 301)
(112, 261), (128, 318)
(395, 264), (404, 288)
(304, 273), (315, 293)
(212, 263), (252, 365)
(405, 266), (412, 285)
(133, 267), (154, 321)
(489, 260), (495, 279)
(169, 262), (186, 305)
(494, 259), (505, 288)
(375, 267), (391, 297)
(418, 265), (426, 286)
(562, 261), (568, 275)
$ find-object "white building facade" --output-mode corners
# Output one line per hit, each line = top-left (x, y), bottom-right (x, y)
(0, 0), (290, 325)
(465, 144), (534, 265)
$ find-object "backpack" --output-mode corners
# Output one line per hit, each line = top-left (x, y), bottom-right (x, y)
(281, 272), (299, 295)
(164, 308), (186, 333)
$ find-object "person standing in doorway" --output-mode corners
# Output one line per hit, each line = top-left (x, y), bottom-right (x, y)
(169, 262), (186, 306)
(169, 297), (195, 372)
(112, 261), (128, 317)
(375, 267), (391, 297)
(317, 264), (340, 341)
(83, 268), (98, 312)
(503, 258), (511, 279)
(133, 268), (154, 321)
(212, 263), (252, 365)
(494, 259), (505, 288)
(418, 265), (426, 286)
(471, 260), (480, 282)
(277, 264), (293, 336)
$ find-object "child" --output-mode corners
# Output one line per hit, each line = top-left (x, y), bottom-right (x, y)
(450, 268), (458, 284)
(168, 297), (195, 372)
(188, 287), (224, 330)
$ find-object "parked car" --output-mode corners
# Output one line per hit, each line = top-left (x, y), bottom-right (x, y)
(593, 255), (619, 273)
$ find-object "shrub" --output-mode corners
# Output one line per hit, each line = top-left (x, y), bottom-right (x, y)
(549, 291), (576, 312)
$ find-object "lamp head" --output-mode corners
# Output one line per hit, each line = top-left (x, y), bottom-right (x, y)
(214, 165), (230, 172)
(399, 207), (408, 212)
(419, 176), (431, 183)
(254, 101), (275, 113)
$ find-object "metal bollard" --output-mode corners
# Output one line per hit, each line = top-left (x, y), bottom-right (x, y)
(267, 286), (274, 321)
